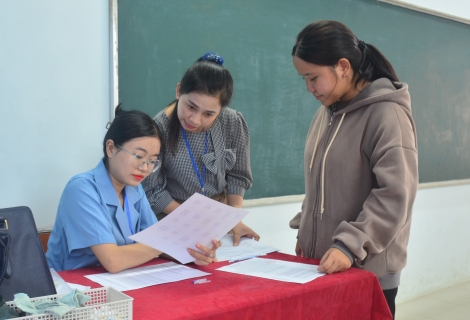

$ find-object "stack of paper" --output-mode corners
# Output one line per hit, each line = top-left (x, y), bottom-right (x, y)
(216, 234), (278, 262)
(217, 258), (325, 284)
(85, 262), (210, 291)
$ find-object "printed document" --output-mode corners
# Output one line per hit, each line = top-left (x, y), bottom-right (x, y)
(216, 234), (278, 261)
(85, 262), (210, 291)
(217, 258), (325, 284)
(129, 193), (248, 264)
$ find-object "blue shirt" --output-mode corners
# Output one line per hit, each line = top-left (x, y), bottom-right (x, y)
(46, 160), (157, 271)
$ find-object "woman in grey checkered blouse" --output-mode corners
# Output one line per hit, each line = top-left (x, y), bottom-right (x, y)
(143, 53), (259, 246)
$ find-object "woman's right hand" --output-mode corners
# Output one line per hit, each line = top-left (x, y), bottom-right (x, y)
(231, 222), (260, 246)
(187, 239), (221, 265)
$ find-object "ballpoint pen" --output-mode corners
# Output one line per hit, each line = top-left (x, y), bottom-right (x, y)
(228, 255), (260, 263)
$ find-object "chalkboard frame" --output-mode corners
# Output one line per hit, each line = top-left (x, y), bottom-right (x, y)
(378, 0), (470, 25)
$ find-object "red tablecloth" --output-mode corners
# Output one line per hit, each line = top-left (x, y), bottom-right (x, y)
(59, 252), (392, 320)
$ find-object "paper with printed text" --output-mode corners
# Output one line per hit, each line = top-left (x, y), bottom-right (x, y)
(129, 193), (248, 263)
(217, 258), (325, 284)
(85, 262), (210, 291)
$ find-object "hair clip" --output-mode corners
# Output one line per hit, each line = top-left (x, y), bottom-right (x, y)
(105, 121), (112, 129)
(201, 52), (224, 65)
(358, 40), (366, 50)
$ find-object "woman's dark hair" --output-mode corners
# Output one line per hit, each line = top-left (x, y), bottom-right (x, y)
(292, 20), (399, 88)
(167, 54), (234, 155)
(103, 104), (162, 167)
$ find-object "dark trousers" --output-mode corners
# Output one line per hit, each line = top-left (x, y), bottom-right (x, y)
(383, 287), (398, 319)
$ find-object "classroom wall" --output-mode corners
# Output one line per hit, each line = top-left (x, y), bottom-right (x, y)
(0, 0), (110, 228)
(388, 0), (470, 21)
(1, 0), (469, 305)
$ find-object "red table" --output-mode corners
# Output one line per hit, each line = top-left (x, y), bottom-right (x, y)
(59, 252), (392, 320)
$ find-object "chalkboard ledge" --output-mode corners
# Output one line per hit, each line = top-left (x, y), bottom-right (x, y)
(242, 179), (470, 208)
(243, 194), (304, 208)
(418, 179), (470, 190)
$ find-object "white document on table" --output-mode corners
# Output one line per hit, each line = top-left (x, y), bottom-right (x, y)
(216, 234), (279, 262)
(217, 257), (325, 284)
(85, 262), (210, 291)
(129, 193), (248, 264)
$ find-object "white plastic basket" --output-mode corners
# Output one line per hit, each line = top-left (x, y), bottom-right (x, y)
(6, 287), (133, 319)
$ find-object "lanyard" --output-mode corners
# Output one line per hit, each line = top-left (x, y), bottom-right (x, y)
(123, 190), (134, 235)
(181, 125), (209, 195)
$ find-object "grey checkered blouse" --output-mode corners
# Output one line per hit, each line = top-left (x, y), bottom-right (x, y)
(143, 107), (252, 213)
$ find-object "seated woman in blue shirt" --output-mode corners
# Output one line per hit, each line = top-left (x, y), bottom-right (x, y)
(46, 106), (220, 273)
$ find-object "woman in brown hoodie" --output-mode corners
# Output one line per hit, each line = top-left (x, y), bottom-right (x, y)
(290, 20), (418, 318)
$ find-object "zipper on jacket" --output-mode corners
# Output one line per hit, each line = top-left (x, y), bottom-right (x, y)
(328, 103), (336, 126)
(320, 106), (337, 218)
(310, 108), (336, 258)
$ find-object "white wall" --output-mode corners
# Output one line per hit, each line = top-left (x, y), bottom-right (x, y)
(243, 183), (470, 303)
(397, 0), (470, 20)
(400, 183), (470, 302)
(0, 0), (110, 228)
(380, 0), (470, 23)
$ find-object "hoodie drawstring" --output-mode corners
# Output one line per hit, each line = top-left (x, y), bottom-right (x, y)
(318, 113), (346, 220)
(309, 108), (326, 172)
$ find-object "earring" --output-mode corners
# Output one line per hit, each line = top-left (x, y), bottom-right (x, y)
(343, 74), (347, 78)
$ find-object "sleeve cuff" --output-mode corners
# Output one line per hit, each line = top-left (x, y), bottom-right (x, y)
(151, 192), (174, 214)
(331, 241), (355, 264)
(226, 184), (246, 197)
(289, 212), (301, 229)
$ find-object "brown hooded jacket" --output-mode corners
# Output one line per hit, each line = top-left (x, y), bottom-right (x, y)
(290, 78), (418, 289)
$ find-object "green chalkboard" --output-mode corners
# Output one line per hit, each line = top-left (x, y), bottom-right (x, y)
(118, 0), (470, 199)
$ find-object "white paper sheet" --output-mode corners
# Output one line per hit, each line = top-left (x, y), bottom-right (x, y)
(216, 234), (278, 262)
(67, 283), (91, 292)
(216, 257), (325, 284)
(129, 193), (248, 264)
(85, 262), (210, 291)
(50, 268), (74, 294)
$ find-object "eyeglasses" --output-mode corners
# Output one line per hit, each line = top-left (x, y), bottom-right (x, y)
(116, 144), (161, 173)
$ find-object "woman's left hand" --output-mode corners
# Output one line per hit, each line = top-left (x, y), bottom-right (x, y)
(232, 222), (260, 246)
(317, 248), (352, 274)
(188, 239), (221, 266)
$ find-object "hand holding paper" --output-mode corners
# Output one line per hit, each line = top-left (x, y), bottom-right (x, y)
(187, 240), (221, 266)
(129, 193), (248, 264)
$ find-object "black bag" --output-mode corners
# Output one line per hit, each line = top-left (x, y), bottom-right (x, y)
(0, 206), (56, 301)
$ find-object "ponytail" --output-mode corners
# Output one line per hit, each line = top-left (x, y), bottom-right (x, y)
(358, 42), (399, 85)
(292, 20), (399, 89)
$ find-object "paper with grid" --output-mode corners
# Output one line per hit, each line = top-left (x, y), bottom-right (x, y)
(129, 193), (248, 263)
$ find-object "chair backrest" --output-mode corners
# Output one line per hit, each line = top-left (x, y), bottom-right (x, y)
(39, 232), (51, 253)
(0, 206), (56, 301)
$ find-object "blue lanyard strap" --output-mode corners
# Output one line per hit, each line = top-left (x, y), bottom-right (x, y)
(123, 190), (134, 235)
(181, 125), (209, 195)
